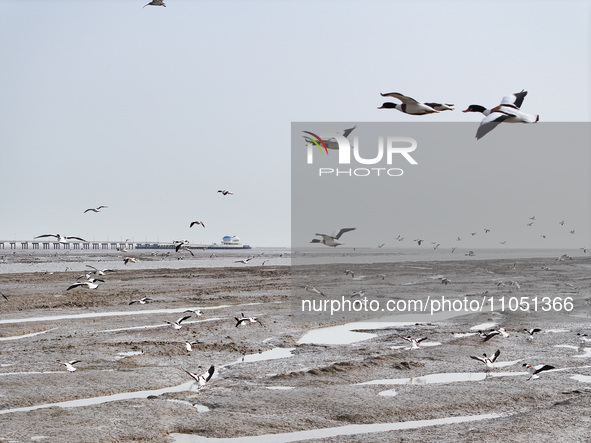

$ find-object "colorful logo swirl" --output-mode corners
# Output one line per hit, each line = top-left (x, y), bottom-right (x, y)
(302, 131), (329, 155)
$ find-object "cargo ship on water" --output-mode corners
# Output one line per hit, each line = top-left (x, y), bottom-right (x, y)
(135, 235), (251, 250)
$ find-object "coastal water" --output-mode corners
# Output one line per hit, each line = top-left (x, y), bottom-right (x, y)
(1, 247), (585, 275)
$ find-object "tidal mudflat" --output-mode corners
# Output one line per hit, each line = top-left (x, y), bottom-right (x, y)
(1, 249), (590, 442)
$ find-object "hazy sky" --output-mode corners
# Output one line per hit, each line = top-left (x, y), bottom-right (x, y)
(1, 0), (589, 247)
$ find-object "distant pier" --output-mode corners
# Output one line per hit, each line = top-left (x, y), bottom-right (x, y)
(0, 241), (135, 250)
(0, 241), (251, 250)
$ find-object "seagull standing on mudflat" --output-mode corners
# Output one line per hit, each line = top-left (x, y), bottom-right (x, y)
(176, 341), (199, 352)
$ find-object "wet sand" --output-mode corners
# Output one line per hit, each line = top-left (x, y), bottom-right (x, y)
(1, 250), (590, 442)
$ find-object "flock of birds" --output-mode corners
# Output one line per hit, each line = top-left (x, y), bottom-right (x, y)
(399, 324), (583, 381)
(303, 90), (538, 142)
(308, 213), (585, 253)
(50, 305), (264, 389)
(48, 299), (265, 390)
(31, 188), (237, 268)
(378, 90), (539, 139)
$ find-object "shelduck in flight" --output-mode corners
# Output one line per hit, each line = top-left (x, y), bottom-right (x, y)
(378, 92), (454, 115)
(462, 90), (539, 139)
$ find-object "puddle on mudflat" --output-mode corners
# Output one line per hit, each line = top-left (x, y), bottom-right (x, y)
(555, 345), (591, 358)
(0, 302), (263, 326)
(571, 374), (591, 383)
(555, 344), (579, 350)
(171, 413), (504, 442)
(0, 381), (194, 415)
(0, 371), (64, 377)
(98, 317), (222, 333)
(167, 399), (210, 412)
(0, 328), (56, 341)
(115, 351), (143, 359)
(358, 371), (524, 387)
(298, 311), (468, 346)
(391, 342), (442, 351)
(266, 386), (295, 391)
(575, 348), (591, 358)
(469, 322), (497, 331)
(227, 348), (295, 366)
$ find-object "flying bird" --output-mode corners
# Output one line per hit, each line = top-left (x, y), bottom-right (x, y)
(401, 336), (428, 350)
(470, 349), (501, 370)
(178, 247), (194, 256)
(190, 221), (205, 228)
(303, 125), (357, 151)
(218, 190), (233, 195)
(129, 297), (153, 305)
(84, 205), (108, 213)
(165, 315), (192, 330)
(180, 365), (215, 388)
(235, 313), (263, 327)
(85, 265), (114, 276)
(144, 0), (166, 7)
(378, 92), (454, 115)
(480, 328), (508, 342)
(304, 286), (325, 296)
(462, 90), (539, 139)
(174, 240), (189, 252)
(524, 328), (542, 340)
(522, 363), (555, 381)
(67, 279), (103, 291)
(184, 309), (204, 317)
(234, 257), (252, 264)
(310, 228), (356, 247)
(34, 234), (87, 243)
(55, 360), (81, 372)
